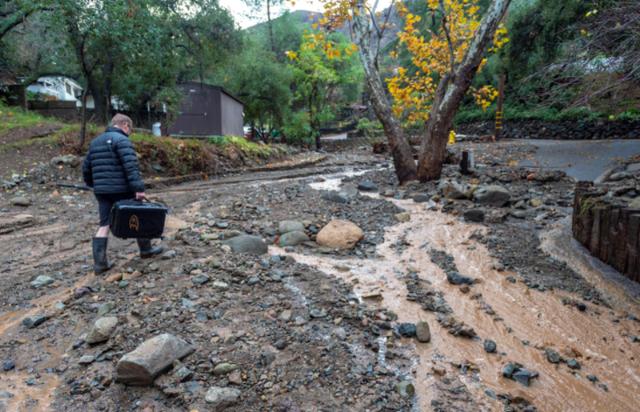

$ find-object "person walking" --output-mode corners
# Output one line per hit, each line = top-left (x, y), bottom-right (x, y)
(82, 114), (162, 274)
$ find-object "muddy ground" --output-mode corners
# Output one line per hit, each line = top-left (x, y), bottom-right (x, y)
(0, 141), (639, 412)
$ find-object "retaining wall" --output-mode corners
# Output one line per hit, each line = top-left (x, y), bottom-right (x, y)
(572, 182), (640, 281)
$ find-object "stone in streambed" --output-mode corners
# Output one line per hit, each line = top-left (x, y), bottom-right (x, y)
(397, 323), (416, 337)
(567, 359), (581, 370)
(483, 339), (497, 353)
(316, 220), (363, 250)
(395, 381), (415, 398)
(116, 333), (194, 386)
(464, 209), (485, 223)
(213, 362), (238, 376)
(545, 348), (561, 364)
(473, 185), (511, 207)
(22, 314), (48, 329)
(224, 235), (268, 255)
(86, 316), (118, 344)
(10, 196), (31, 207)
(278, 231), (309, 247)
(416, 321), (431, 343)
(278, 220), (304, 234)
(446, 271), (474, 285)
(31, 275), (54, 288)
(205, 386), (241, 408)
(357, 180), (378, 192)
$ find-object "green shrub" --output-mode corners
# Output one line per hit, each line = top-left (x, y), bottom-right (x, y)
(282, 111), (313, 145)
(356, 118), (383, 138)
(208, 135), (274, 158)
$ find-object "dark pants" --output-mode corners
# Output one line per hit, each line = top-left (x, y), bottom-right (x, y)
(95, 192), (134, 226)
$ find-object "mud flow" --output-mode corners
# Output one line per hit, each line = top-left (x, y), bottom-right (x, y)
(271, 176), (640, 411)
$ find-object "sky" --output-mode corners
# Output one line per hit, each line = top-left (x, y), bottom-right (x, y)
(220, 0), (393, 29)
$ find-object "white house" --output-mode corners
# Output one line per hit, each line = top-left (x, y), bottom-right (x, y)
(27, 76), (83, 106)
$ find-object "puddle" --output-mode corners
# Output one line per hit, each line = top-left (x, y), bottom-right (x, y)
(274, 177), (640, 411)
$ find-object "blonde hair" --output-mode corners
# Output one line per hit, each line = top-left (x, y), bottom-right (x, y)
(111, 113), (133, 130)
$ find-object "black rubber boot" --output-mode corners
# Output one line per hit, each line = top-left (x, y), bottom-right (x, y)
(92, 237), (113, 274)
(137, 239), (163, 258)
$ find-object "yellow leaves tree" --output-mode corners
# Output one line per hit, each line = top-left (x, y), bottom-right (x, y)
(387, 1), (509, 123)
(313, 0), (512, 182)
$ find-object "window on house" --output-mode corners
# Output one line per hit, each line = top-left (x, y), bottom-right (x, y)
(66, 83), (72, 95)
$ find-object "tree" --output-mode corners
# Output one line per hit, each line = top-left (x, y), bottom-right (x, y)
(320, 0), (511, 183)
(243, 0), (286, 53)
(286, 31), (363, 149)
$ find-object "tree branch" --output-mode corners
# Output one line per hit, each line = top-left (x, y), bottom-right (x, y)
(438, 0), (456, 74)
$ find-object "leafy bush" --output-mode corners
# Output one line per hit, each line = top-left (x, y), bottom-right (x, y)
(454, 105), (613, 124)
(282, 111), (313, 145)
(208, 135), (275, 158)
(0, 101), (59, 133)
(356, 118), (383, 138)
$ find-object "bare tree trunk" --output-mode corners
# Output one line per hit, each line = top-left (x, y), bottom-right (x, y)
(352, 1), (417, 184)
(267, 0), (275, 53)
(78, 88), (89, 152)
(417, 0), (512, 181)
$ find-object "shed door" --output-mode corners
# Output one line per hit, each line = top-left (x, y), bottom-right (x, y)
(169, 88), (215, 136)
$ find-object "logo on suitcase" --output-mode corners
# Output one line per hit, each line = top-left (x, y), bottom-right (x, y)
(129, 215), (140, 232)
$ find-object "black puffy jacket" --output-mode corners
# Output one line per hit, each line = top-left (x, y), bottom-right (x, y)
(82, 127), (145, 194)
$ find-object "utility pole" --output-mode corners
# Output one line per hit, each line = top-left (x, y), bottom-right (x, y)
(495, 73), (506, 140)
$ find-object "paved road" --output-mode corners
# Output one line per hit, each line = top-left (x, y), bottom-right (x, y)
(519, 139), (640, 181)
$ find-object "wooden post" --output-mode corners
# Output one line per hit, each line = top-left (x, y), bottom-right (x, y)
(495, 74), (506, 140)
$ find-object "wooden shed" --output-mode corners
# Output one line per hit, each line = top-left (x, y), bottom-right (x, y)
(168, 82), (244, 137)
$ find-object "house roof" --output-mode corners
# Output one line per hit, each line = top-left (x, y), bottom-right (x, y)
(179, 81), (245, 106)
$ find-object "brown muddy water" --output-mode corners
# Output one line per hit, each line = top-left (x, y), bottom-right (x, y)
(272, 176), (640, 412)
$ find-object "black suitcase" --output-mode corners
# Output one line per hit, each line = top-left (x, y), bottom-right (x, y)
(109, 200), (168, 239)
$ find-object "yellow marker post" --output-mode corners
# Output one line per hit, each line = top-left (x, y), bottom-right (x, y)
(448, 130), (456, 145)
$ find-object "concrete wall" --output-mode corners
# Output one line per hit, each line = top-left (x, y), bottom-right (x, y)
(572, 182), (640, 282)
(220, 92), (244, 136)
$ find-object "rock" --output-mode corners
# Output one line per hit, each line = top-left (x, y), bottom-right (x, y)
(397, 323), (417, 337)
(446, 271), (474, 285)
(395, 212), (411, 222)
(357, 180), (378, 192)
(439, 180), (470, 200)
(464, 209), (485, 223)
(51, 154), (81, 167)
(278, 231), (309, 247)
(396, 381), (415, 398)
(609, 172), (630, 181)
(567, 359), (581, 370)
(86, 316), (119, 344)
(512, 368), (538, 387)
(224, 235), (268, 255)
(162, 250), (177, 260)
(310, 308), (327, 318)
(174, 366), (193, 382)
(529, 198), (543, 208)
(587, 374), (598, 383)
(545, 348), (561, 364)
(321, 191), (350, 204)
(10, 196), (31, 207)
(78, 355), (95, 365)
(627, 163), (640, 173)
(278, 220), (304, 234)
(213, 363), (238, 376)
(22, 314), (48, 329)
(473, 185), (511, 207)
(228, 370), (243, 385)
(316, 220), (364, 249)
(30, 275), (55, 288)
(205, 386), (241, 409)
(412, 194), (430, 203)
(116, 334), (194, 386)
(502, 363), (538, 386)
(2, 360), (15, 371)
(629, 197), (640, 209)
(416, 321), (431, 343)
(484, 339), (497, 353)
(191, 274), (210, 285)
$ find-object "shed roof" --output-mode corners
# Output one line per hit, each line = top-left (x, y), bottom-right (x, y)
(179, 81), (245, 106)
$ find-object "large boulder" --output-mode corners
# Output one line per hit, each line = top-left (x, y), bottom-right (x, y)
(86, 316), (119, 344)
(473, 185), (511, 207)
(224, 235), (268, 255)
(316, 220), (364, 249)
(116, 334), (194, 386)
(279, 231), (309, 247)
(278, 220), (304, 234)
